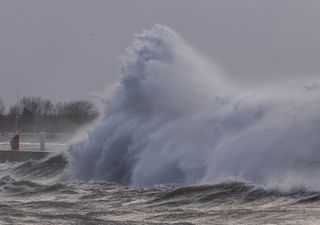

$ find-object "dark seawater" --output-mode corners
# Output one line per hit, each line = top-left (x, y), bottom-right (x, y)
(0, 154), (319, 225)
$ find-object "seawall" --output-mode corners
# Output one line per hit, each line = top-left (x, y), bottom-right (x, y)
(0, 150), (52, 163)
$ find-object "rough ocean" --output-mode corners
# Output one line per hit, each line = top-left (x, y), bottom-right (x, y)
(2, 25), (320, 224)
(1, 155), (320, 225)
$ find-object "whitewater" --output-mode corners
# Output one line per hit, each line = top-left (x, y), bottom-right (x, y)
(1, 24), (320, 224)
(69, 24), (320, 190)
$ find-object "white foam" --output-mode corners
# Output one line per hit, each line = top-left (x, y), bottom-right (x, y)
(68, 24), (320, 190)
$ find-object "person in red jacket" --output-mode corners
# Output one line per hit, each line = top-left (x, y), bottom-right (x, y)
(10, 134), (19, 151)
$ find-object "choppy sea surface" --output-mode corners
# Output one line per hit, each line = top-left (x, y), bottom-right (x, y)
(2, 24), (320, 224)
(0, 153), (318, 225)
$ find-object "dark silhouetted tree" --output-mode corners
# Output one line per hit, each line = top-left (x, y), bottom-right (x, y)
(0, 97), (6, 118)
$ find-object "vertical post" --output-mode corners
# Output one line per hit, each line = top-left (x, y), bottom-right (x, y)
(40, 132), (45, 151)
(15, 93), (19, 135)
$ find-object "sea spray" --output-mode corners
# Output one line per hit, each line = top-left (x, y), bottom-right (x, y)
(68, 24), (320, 189)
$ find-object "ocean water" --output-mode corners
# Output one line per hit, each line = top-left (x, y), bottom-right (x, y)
(1, 24), (320, 224)
(0, 155), (320, 224)
(0, 154), (320, 224)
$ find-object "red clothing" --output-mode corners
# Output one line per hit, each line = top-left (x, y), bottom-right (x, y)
(11, 135), (19, 151)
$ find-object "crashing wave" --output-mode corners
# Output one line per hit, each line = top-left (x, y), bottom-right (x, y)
(67, 24), (320, 190)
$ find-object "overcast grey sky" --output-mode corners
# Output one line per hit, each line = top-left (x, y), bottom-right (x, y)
(1, 0), (320, 105)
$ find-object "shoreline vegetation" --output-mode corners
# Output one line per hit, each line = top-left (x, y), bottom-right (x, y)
(0, 96), (99, 133)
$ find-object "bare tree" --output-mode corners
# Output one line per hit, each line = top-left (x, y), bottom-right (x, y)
(0, 96), (99, 132)
(53, 102), (65, 116)
(62, 100), (98, 122)
(20, 96), (44, 116)
(0, 97), (6, 117)
(41, 99), (53, 115)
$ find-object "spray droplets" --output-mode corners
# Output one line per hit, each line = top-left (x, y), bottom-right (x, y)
(68, 25), (320, 191)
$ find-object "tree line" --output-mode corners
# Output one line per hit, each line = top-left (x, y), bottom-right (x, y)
(0, 96), (99, 133)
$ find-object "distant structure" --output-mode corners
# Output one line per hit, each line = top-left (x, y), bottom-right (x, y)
(40, 132), (45, 151)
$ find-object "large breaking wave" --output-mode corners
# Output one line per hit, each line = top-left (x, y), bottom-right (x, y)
(68, 24), (320, 189)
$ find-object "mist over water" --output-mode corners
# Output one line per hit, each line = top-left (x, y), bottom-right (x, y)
(68, 24), (320, 189)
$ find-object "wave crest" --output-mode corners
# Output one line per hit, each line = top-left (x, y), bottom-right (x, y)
(68, 24), (320, 190)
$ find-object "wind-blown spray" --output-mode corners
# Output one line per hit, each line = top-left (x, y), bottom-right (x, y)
(68, 24), (320, 189)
